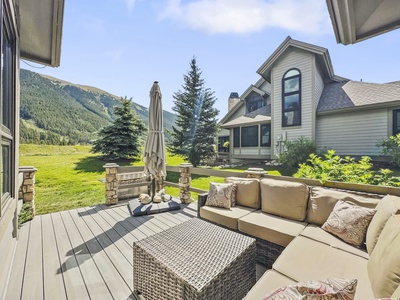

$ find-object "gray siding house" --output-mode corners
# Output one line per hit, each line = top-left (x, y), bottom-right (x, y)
(218, 37), (400, 162)
(0, 0), (64, 297)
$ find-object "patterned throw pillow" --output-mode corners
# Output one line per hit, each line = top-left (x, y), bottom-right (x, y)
(322, 200), (376, 247)
(263, 278), (357, 300)
(205, 182), (236, 209)
(230, 183), (238, 207)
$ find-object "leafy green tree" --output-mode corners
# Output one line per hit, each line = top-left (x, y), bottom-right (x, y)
(91, 97), (145, 160)
(377, 134), (400, 167)
(169, 57), (219, 167)
(279, 136), (318, 168)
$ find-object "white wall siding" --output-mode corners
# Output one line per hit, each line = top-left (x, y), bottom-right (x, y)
(314, 64), (324, 109)
(241, 148), (259, 155)
(228, 104), (246, 122)
(260, 148), (272, 155)
(259, 80), (272, 93)
(316, 109), (389, 156)
(271, 48), (315, 157)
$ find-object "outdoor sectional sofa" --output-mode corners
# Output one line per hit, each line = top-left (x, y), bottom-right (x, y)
(197, 177), (400, 299)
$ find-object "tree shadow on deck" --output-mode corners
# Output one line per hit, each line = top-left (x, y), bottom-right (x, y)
(56, 202), (195, 275)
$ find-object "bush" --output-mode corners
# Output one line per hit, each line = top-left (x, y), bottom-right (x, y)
(294, 150), (400, 187)
(377, 134), (400, 167)
(279, 136), (318, 168)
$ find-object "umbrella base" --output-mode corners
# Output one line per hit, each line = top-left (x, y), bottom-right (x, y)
(128, 198), (181, 216)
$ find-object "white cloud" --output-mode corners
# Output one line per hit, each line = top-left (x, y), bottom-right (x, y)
(159, 0), (331, 36)
(125, 0), (142, 11)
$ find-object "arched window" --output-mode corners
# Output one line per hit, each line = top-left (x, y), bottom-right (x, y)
(282, 69), (301, 127)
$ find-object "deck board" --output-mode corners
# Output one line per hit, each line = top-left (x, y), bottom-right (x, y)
(6, 201), (197, 300)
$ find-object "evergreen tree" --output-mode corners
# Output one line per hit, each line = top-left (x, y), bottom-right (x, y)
(91, 97), (146, 160)
(169, 57), (219, 166)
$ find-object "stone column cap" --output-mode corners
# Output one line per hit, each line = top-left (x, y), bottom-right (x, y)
(19, 166), (38, 172)
(244, 168), (267, 175)
(179, 163), (193, 168)
(103, 163), (119, 168)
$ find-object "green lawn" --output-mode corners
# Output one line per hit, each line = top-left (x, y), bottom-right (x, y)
(20, 144), (290, 215)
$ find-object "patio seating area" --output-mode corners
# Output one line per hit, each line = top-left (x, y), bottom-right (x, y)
(5, 201), (198, 300)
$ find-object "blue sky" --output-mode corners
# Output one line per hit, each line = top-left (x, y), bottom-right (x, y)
(23, 0), (400, 119)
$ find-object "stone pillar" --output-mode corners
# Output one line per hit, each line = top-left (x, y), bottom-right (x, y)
(245, 167), (267, 179)
(104, 163), (119, 205)
(19, 166), (38, 217)
(179, 163), (192, 204)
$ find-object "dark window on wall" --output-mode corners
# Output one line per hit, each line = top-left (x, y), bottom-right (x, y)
(260, 124), (271, 147)
(282, 69), (301, 127)
(218, 136), (229, 152)
(246, 93), (266, 113)
(233, 128), (240, 147)
(0, 1), (16, 216)
(241, 126), (258, 147)
(393, 109), (400, 135)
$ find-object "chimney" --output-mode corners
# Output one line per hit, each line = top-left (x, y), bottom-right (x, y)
(228, 92), (240, 111)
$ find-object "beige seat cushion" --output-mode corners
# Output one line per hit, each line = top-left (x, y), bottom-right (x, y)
(301, 225), (369, 259)
(366, 194), (400, 254)
(238, 210), (307, 247)
(243, 269), (296, 300)
(368, 215), (400, 298)
(199, 205), (256, 230)
(260, 178), (309, 221)
(225, 177), (260, 209)
(273, 236), (373, 300)
(306, 186), (380, 226)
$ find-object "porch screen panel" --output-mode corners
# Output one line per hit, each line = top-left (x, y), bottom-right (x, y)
(241, 126), (258, 147)
(393, 109), (400, 135)
(233, 128), (240, 147)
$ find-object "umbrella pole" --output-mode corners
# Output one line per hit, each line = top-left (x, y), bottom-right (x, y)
(151, 177), (156, 201)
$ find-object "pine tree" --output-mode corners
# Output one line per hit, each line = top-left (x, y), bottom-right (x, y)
(169, 57), (219, 167)
(91, 97), (146, 160)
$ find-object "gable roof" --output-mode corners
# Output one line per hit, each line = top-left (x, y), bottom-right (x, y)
(257, 36), (337, 82)
(20, 0), (65, 67)
(219, 79), (269, 125)
(318, 80), (400, 113)
(221, 104), (271, 128)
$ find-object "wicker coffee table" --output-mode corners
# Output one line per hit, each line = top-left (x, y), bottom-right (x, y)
(133, 218), (256, 300)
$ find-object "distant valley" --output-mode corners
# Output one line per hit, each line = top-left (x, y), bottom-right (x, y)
(20, 69), (176, 145)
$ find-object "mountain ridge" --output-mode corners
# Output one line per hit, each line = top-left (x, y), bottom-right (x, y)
(20, 69), (176, 145)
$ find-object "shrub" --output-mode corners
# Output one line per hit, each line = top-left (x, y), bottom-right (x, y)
(377, 134), (400, 167)
(279, 136), (318, 168)
(294, 150), (400, 187)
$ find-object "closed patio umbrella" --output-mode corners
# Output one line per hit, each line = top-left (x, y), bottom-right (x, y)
(143, 81), (166, 199)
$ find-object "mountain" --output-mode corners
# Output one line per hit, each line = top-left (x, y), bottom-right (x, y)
(20, 69), (176, 145)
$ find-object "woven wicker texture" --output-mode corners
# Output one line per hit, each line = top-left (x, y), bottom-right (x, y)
(133, 218), (256, 300)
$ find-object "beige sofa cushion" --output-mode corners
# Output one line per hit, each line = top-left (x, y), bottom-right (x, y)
(260, 178), (309, 221)
(225, 177), (260, 209)
(366, 194), (400, 254)
(306, 187), (380, 226)
(301, 225), (369, 259)
(238, 210), (307, 247)
(243, 270), (296, 300)
(273, 236), (374, 300)
(368, 215), (400, 298)
(199, 205), (256, 230)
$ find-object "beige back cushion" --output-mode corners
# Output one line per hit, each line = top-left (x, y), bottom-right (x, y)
(392, 283), (400, 297)
(260, 178), (309, 221)
(368, 214), (400, 298)
(224, 177), (260, 209)
(366, 195), (400, 254)
(306, 187), (380, 226)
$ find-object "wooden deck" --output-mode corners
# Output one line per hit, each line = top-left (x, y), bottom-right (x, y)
(5, 201), (198, 300)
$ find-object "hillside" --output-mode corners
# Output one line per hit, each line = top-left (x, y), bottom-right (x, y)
(20, 69), (176, 144)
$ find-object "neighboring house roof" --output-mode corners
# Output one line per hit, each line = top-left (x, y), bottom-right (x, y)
(326, 0), (400, 45)
(20, 0), (65, 67)
(257, 36), (339, 82)
(318, 81), (400, 113)
(221, 104), (271, 128)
